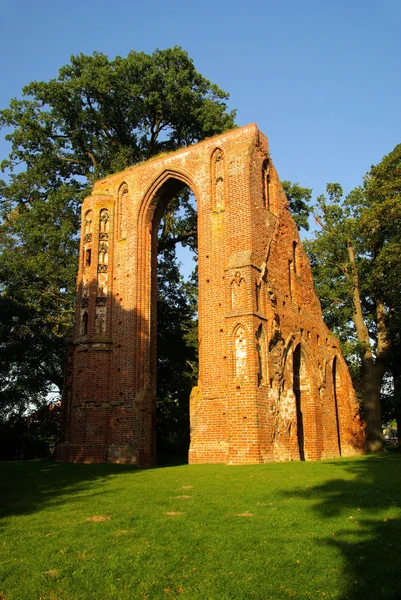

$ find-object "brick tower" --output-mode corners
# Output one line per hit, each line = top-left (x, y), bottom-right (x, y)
(56, 124), (363, 465)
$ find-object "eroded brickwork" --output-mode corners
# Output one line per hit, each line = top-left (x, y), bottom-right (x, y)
(56, 124), (363, 465)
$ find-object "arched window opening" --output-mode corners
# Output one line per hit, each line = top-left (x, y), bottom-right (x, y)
(99, 209), (109, 233)
(153, 181), (199, 465)
(211, 148), (225, 210)
(81, 311), (88, 336)
(333, 357), (342, 455)
(83, 209), (93, 270)
(293, 344), (305, 460)
(262, 159), (270, 210)
(235, 326), (247, 378)
(293, 241), (298, 275)
(256, 324), (267, 385)
(84, 210), (93, 236)
(98, 242), (108, 265)
(117, 183), (128, 239)
(289, 259), (294, 300)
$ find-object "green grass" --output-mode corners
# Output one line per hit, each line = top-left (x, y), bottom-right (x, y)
(0, 454), (400, 600)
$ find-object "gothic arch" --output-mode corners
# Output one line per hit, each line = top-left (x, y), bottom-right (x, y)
(282, 337), (321, 460)
(137, 169), (200, 371)
(282, 333), (304, 370)
(330, 353), (361, 455)
(117, 182), (128, 240)
(211, 146), (226, 210)
(139, 168), (200, 225)
(231, 322), (249, 380)
(84, 209), (93, 234)
(256, 323), (268, 385)
(262, 158), (270, 210)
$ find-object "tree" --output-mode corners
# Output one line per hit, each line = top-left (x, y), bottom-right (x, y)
(362, 145), (401, 446)
(156, 244), (198, 459)
(282, 181), (312, 231)
(305, 145), (401, 452)
(0, 47), (236, 431)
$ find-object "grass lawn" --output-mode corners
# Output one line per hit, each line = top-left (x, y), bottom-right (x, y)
(0, 453), (400, 600)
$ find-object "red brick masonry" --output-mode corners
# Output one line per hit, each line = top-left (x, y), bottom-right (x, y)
(56, 124), (363, 465)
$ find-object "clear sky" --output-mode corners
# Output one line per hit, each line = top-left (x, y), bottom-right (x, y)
(1, 0), (400, 207)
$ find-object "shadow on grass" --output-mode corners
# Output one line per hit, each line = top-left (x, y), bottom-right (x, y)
(284, 453), (401, 600)
(0, 459), (148, 525)
(0, 447), (190, 526)
(0, 449), (190, 526)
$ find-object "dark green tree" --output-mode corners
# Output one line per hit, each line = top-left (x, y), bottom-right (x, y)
(282, 181), (312, 231)
(156, 244), (198, 460)
(305, 144), (401, 451)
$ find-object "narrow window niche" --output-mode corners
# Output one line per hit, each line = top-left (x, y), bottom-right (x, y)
(262, 159), (270, 210)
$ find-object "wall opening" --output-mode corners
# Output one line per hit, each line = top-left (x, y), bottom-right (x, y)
(292, 241), (298, 274)
(256, 324), (267, 385)
(262, 159), (270, 210)
(333, 357), (342, 455)
(289, 259), (294, 300)
(151, 181), (198, 465)
(293, 343), (305, 460)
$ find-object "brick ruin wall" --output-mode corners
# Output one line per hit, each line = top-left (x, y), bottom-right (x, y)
(56, 124), (364, 465)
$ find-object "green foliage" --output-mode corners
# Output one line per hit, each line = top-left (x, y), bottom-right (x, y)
(282, 180), (312, 231)
(0, 186), (81, 415)
(307, 178), (397, 349)
(305, 144), (401, 433)
(0, 47), (236, 430)
(0, 401), (60, 460)
(0, 47), (236, 182)
(305, 185), (355, 341)
(156, 244), (198, 458)
(361, 144), (401, 322)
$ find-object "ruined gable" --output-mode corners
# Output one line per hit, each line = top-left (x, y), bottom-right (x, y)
(56, 124), (363, 465)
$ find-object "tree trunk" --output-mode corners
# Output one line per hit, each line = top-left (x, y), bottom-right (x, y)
(362, 353), (384, 452)
(347, 241), (385, 452)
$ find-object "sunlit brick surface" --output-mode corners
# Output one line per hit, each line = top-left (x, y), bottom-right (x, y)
(56, 125), (363, 465)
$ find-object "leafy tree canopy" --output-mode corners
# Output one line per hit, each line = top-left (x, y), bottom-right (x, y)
(305, 144), (401, 450)
(282, 180), (312, 231)
(0, 47), (236, 185)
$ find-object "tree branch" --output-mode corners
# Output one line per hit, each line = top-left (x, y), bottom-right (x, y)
(313, 213), (328, 230)
(158, 230), (196, 252)
(86, 150), (97, 171)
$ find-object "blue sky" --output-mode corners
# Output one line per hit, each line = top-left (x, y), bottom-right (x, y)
(1, 0), (400, 209)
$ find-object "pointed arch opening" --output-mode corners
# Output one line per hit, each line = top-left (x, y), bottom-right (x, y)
(233, 323), (248, 379)
(211, 147), (225, 210)
(143, 173), (199, 465)
(256, 323), (267, 385)
(117, 182), (128, 240)
(332, 357), (341, 454)
(293, 343), (305, 460)
(80, 311), (88, 337)
(291, 341), (321, 461)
